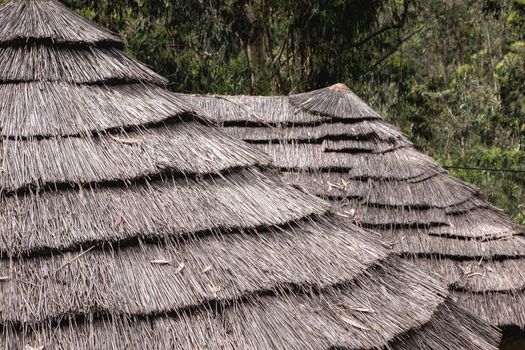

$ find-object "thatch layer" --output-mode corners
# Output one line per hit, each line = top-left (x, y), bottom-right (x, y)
(322, 138), (403, 153)
(0, 45), (167, 84)
(183, 95), (327, 124)
(412, 258), (525, 292)
(0, 122), (272, 191)
(0, 1), (504, 348)
(333, 203), (521, 242)
(0, 0), (122, 45)
(204, 85), (525, 328)
(0, 82), (196, 137)
(282, 171), (478, 208)
(333, 199), (451, 226)
(0, 170), (328, 255)
(1, 218), (399, 324)
(454, 291), (525, 327)
(428, 209), (522, 239)
(1, 298), (498, 350)
(387, 229), (525, 257)
(394, 300), (500, 350)
(222, 121), (408, 142)
(261, 143), (443, 180)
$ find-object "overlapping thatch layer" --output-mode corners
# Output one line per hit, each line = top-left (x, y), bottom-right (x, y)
(186, 83), (525, 329)
(0, 0), (502, 348)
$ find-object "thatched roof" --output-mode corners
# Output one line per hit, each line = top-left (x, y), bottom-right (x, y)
(184, 83), (525, 330)
(0, 1), (502, 348)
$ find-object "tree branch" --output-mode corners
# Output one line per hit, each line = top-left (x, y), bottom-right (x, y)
(350, 0), (411, 48)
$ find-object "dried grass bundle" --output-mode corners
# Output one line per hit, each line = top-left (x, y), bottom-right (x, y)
(0, 122), (271, 191)
(0, 44), (167, 84)
(0, 0), (122, 45)
(222, 120), (408, 142)
(0, 82), (195, 137)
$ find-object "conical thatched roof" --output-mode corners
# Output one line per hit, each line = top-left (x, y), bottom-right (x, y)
(184, 83), (525, 330)
(0, 1), (502, 348)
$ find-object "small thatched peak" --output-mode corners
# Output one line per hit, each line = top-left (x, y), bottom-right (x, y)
(202, 85), (525, 331)
(328, 82), (352, 92)
(289, 84), (382, 120)
(0, 0), (123, 46)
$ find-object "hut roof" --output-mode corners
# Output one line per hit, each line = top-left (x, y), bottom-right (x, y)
(184, 83), (525, 329)
(0, 1), (501, 349)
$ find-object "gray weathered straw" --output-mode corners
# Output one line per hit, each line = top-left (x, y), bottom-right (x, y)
(185, 83), (525, 329)
(0, 0), (502, 349)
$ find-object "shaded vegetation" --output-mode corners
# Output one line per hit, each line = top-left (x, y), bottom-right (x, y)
(501, 326), (525, 350)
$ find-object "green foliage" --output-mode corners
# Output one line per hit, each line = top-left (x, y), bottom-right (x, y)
(358, 0), (525, 224)
(55, 0), (396, 94)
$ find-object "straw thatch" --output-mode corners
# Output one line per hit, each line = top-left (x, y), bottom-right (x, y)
(184, 84), (525, 329)
(0, 45), (168, 84)
(0, 0), (122, 45)
(0, 0), (503, 349)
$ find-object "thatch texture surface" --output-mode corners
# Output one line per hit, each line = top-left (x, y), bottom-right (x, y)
(0, 170), (329, 254)
(193, 84), (525, 328)
(0, 45), (167, 84)
(282, 171), (478, 208)
(0, 1), (503, 348)
(183, 95), (326, 123)
(1, 299), (495, 350)
(389, 231), (525, 257)
(289, 85), (382, 120)
(3, 219), (405, 324)
(322, 138), (402, 152)
(0, 0), (122, 45)
(453, 291), (525, 327)
(261, 143), (442, 179)
(393, 300), (502, 350)
(0, 122), (272, 191)
(0, 83), (195, 137)
(412, 258), (525, 292)
(222, 120), (408, 141)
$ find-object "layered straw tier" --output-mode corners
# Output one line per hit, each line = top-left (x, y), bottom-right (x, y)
(0, 0), (502, 349)
(185, 83), (525, 329)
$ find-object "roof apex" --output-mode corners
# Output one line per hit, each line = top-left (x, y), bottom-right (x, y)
(289, 85), (382, 120)
(328, 83), (352, 92)
(0, 0), (123, 46)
